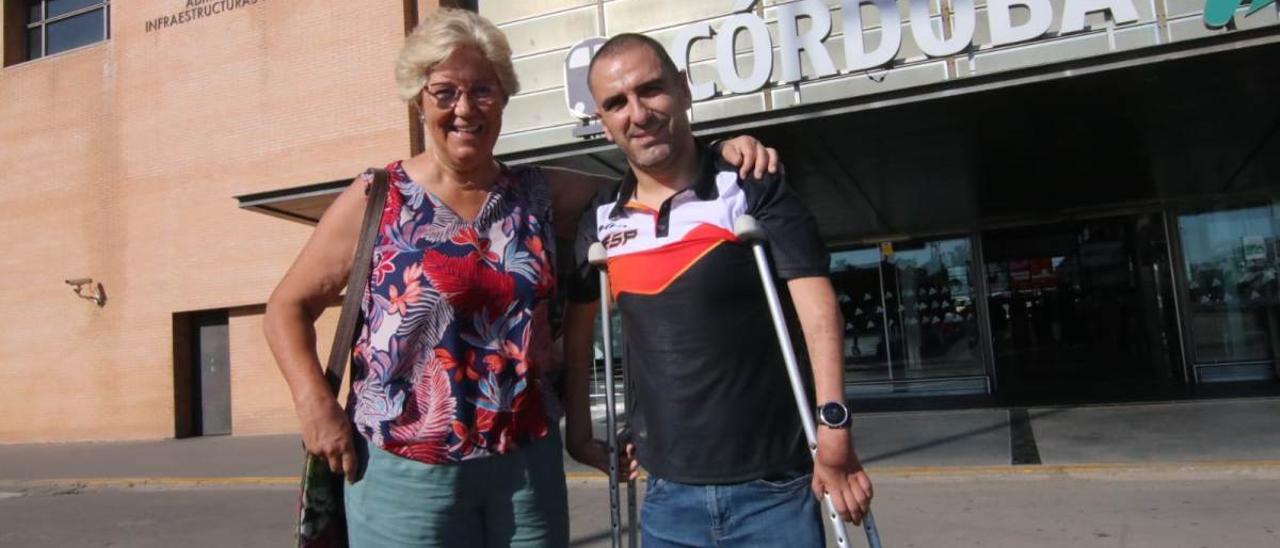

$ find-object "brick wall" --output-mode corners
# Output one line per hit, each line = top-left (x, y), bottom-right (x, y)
(228, 303), (345, 436)
(0, 0), (413, 443)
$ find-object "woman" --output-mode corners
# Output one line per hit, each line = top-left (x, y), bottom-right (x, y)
(264, 8), (775, 547)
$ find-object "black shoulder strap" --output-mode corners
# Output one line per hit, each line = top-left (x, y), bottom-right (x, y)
(322, 168), (389, 396)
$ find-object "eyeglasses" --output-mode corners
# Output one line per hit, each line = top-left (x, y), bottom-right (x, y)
(423, 82), (502, 109)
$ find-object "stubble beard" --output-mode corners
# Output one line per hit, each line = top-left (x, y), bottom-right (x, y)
(628, 142), (673, 169)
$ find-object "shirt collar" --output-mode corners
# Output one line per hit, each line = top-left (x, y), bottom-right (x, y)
(608, 142), (722, 220)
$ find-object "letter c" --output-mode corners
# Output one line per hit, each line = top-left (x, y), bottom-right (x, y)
(672, 23), (718, 101)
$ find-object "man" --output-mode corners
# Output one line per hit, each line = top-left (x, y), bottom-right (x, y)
(562, 34), (873, 547)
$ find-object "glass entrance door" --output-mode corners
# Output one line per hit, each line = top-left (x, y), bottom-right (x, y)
(831, 247), (889, 383)
(830, 237), (986, 391)
(982, 214), (1182, 399)
(884, 239), (985, 380)
(1178, 203), (1280, 382)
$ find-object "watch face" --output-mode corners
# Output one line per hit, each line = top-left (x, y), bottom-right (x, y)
(820, 403), (847, 426)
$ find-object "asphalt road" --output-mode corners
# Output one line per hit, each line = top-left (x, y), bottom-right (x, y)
(2, 475), (1278, 547)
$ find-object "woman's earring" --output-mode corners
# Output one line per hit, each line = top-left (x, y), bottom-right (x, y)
(412, 97), (426, 124)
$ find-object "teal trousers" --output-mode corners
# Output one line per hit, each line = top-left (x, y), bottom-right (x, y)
(345, 430), (569, 548)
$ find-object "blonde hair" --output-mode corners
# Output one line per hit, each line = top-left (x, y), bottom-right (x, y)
(395, 8), (520, 103)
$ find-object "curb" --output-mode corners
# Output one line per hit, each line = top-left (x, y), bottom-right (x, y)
(563, 460), (1280, 482)
(0, 476), (298, 491)
(866, 460), (1280, 481)
(5, 460), (1280, 491)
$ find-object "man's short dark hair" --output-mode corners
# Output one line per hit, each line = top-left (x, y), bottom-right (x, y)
(587, 33), (682, 92)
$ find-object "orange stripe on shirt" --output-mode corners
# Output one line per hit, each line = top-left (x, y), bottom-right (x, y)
(607, 223), (738, 298)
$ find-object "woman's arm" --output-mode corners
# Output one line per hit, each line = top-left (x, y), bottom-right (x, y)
(263, 174), (371, 482)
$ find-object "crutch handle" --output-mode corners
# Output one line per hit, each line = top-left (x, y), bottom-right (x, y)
(588, 242), (609, 267)
(733, 215), (767, 243)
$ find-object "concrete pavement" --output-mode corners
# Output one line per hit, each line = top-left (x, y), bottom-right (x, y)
(4, 396), (1280, 547)
(4, 468), (1280, 547)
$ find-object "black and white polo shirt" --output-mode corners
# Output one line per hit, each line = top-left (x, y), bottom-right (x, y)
(570, 145), (830, 484)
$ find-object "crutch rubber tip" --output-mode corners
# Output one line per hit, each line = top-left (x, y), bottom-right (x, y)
(588, 242), (608, 267)
(733, 215), (766, 242)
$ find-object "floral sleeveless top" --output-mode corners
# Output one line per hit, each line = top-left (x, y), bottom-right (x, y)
(348, 161), (554, 464)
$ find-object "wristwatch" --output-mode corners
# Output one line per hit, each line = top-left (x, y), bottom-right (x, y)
(816, 401), (850, 429)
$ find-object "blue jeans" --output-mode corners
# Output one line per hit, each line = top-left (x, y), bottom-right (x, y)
(640, 471), (823, 547)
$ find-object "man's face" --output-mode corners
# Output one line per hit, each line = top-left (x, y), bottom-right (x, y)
(589, 46), (693, 171)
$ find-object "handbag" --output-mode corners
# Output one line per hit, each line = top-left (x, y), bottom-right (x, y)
(296, 168), (389, 548)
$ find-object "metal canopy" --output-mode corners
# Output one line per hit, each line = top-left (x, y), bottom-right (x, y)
(235, 178), (351, 225)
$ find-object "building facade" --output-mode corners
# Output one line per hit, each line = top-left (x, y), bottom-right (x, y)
(0, 0), (422, 443)
(1, 0), (1276, 443)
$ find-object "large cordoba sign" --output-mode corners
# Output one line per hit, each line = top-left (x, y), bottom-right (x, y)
(673, 0), (1142, 100)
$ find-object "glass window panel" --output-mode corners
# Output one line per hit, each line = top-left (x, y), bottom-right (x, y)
(1178, 205), (1280, 364)
(46, 0), (101, 19)
(886, 238), (984, 379)
(831, 247), (890, 383)
(983, 215), (1181, 390)
(26, 27), (43, 60)
(28, 0), (43, 23)
(45, 8), (104, 55)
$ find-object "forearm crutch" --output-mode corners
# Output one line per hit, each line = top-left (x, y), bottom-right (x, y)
(621, 356), (639, 548)
(588, 243), (636, 548)
(733, 216), (883, 548)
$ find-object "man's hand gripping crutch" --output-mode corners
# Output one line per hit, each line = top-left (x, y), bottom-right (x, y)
(734, 215), (883, 548)
(587, 242), (640, 548)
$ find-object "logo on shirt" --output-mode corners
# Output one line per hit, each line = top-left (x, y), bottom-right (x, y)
(602, 229), (639, 250)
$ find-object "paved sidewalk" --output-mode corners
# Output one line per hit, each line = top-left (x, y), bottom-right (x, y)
(3, 396), (1279, 485)
(4, 396), (1279, 548)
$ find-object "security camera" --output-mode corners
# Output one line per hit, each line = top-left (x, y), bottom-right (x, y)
(65, 278), (106, 307)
